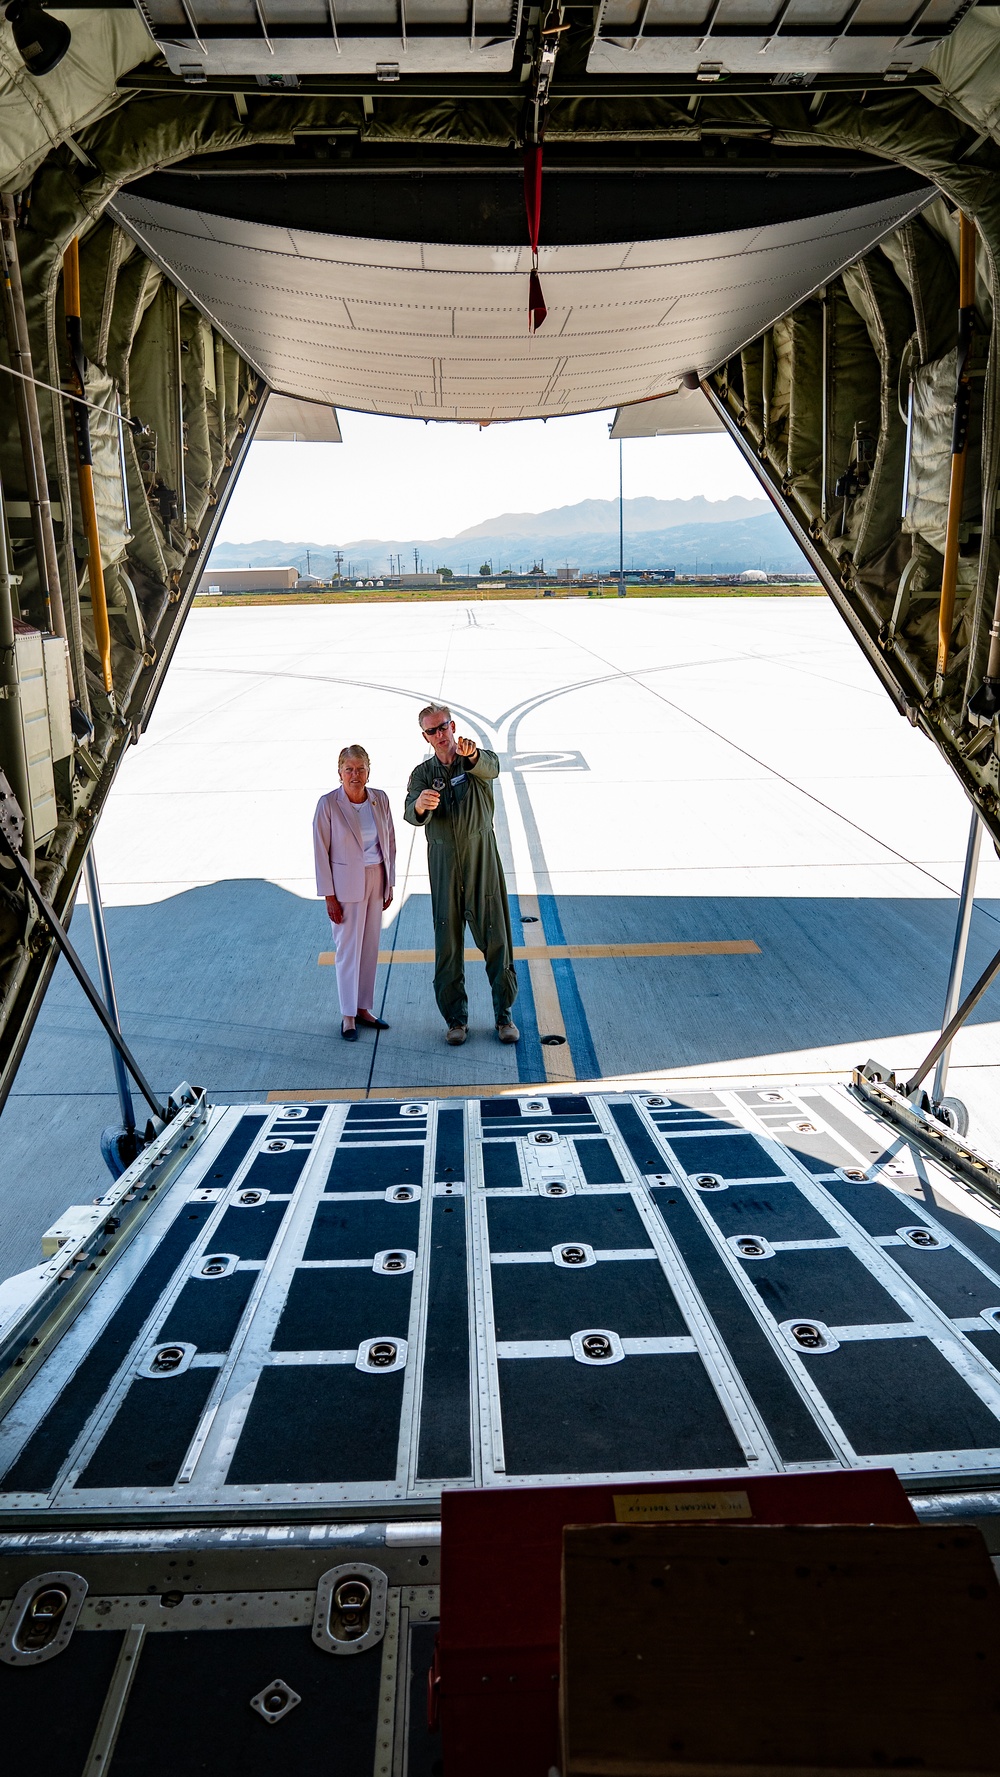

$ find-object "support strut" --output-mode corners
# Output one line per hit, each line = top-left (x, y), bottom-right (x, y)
(84, 847), (139, 1171)
(0, 770), (167, 1122)
(904, 936), (1000, 1098)
(931, 805), (983, 1103)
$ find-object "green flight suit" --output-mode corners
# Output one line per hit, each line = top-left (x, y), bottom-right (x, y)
(404, 748), (518, 1028)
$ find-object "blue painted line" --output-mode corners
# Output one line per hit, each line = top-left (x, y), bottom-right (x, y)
(510, 897), (546, 1084)
(537, 895), (601, 1081)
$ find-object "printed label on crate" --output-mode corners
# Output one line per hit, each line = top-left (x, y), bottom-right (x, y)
(613, 1489), (752, 1523)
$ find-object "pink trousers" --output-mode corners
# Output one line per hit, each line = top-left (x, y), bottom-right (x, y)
(332, 864), (385, 1017)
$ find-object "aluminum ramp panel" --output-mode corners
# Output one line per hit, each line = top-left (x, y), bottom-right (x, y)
(2, 1087), (1000, 1516)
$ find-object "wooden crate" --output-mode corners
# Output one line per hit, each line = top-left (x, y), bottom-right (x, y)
(439, 1471), (915, 1777)
(561, 1523), (1000, 1777)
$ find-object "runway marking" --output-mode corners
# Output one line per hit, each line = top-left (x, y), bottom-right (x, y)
(319, 940), (761, 965)
(515, 889), (575, 1084)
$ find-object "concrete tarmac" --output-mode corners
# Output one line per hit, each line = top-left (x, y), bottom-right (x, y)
(1, 594), (998, 1281)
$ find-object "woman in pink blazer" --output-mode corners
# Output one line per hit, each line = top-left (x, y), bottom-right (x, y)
(313, 746), (397, 1041)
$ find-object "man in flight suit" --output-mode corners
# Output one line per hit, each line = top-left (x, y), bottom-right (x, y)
(404, 703), (519, 1047)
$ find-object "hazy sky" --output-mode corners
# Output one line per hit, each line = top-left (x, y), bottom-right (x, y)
(218, 407), (762, 544)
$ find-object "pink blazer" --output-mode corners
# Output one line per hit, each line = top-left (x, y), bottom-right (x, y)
(313, 785), (396, 903)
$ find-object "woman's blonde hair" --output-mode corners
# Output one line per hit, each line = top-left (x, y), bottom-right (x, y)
(338, 745), (370, 771)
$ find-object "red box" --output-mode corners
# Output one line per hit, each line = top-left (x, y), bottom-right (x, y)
(438, 1470), (916, 1777)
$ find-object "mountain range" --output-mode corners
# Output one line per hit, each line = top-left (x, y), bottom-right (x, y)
(454, 495), (770, 538)
(210, 495), (810, 578)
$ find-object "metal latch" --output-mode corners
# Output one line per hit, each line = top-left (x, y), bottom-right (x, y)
(313, 1563), (387, 1655)
(693, 1172), (726, 1191)
(552, 1242), (596, 1269)
(779, 1318), (839, 1354)
(356, 1336), (407, 1373)
(727, 1234), (774, 1261)
(537, 1177), (572, 1197)
(386, 1183), (420, 1203)
(235, 1187), (268, 1206)
(332, 1578), (370, 1637)
(196, 1252), (238, 1279)
(140, 1342), (196, 1378)
(571, 1327), (625, 1365)
(897, 1225), (947, 1250)
(373, 1249), (415, 1274)
(0, 1572), (88, 1665)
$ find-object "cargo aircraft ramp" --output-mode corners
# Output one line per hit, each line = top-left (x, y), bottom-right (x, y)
(4, 1084), (1000, 1516)
(3, 1082), (1000, 1771)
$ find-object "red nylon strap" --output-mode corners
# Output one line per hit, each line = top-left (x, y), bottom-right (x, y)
(524, 143), (543, 256)
(524, 144), (546, 331)
(528, 267), (547, 333)
(427, 1636), (442, 1731)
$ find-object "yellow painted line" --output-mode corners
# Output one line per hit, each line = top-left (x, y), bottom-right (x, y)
(518, 890), (575, 1086)
(319, 940), (761, 965)
(315, 938), (758, 1093)
(267, 1083), (549, 1103)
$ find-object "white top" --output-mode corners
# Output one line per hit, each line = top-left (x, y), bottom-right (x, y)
(355, 796), (383, 866)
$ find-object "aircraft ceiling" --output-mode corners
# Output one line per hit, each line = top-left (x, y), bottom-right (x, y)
(112, 181), (930, 421)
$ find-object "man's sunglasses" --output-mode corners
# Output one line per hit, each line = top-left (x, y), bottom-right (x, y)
(421, 719), (452, 738)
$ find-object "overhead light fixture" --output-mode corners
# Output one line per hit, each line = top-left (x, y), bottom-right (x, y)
(5, 0), (71, 76)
